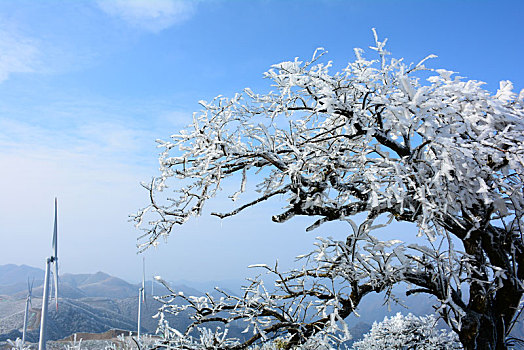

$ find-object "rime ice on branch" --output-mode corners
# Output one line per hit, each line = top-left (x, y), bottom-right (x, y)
(134, 30), (524, 349)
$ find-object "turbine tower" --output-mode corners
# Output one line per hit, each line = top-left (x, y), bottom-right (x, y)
(137, 256), (146, 341)
(22, 278), (34, 346)
(38, 198), (59, 350)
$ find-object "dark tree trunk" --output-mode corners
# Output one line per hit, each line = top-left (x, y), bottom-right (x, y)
(455, 226), (524, 350)
(458, 311), (506, 350)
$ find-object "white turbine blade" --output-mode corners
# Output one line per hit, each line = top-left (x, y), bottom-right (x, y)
(52, 198), (57, 259)
(52, 198), (58, 311)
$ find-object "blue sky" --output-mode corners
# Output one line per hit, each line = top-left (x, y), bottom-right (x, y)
(1, 0), (522, 284)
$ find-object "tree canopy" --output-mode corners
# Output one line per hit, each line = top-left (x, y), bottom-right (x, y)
(134, 31), (524, 349)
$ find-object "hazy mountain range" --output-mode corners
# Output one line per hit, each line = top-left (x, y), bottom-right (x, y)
(1, 264), (523, 346)
(0, 264), (205, 342)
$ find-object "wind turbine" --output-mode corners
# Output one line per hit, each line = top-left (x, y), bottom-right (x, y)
(137, 256), (146, 341)
(22, 278), (34, 346)
(38, 198), (59, 350)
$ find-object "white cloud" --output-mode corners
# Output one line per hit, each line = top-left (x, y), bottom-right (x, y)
(0, 116), (161, 176)
(0, 117), (156, 280)
(97, 0), (195, 32)
(0, 27), (40, 83)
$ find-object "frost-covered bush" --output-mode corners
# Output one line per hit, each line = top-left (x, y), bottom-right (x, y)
(135, 30), (524, 350)
(7, 338), (29, 350)
(352, 313), (461, 349)
(154, 319), (340, 350)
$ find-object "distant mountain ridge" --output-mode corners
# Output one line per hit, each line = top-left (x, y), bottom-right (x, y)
(0, 264), (43, 285)
(59, 272), (138, 299)
(0, 264), (207, 299)
(0, 266), (140, 299)
(0, 264), (206, 343)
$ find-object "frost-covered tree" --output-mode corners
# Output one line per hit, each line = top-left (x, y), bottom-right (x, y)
(352, 313), (461, 349)
(134, 30), (524, 350)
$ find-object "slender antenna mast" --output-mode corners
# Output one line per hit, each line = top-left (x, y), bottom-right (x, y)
(142, 256), (146, 304)
(38, 198), (59, 350)
(137, 257), (145, 341)
(22, 278), (34, 346)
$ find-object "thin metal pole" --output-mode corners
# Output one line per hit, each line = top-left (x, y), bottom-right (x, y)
(22, 295), (30, 345)
(38, 258), (51, 350)
(137, 287), (142, 341)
